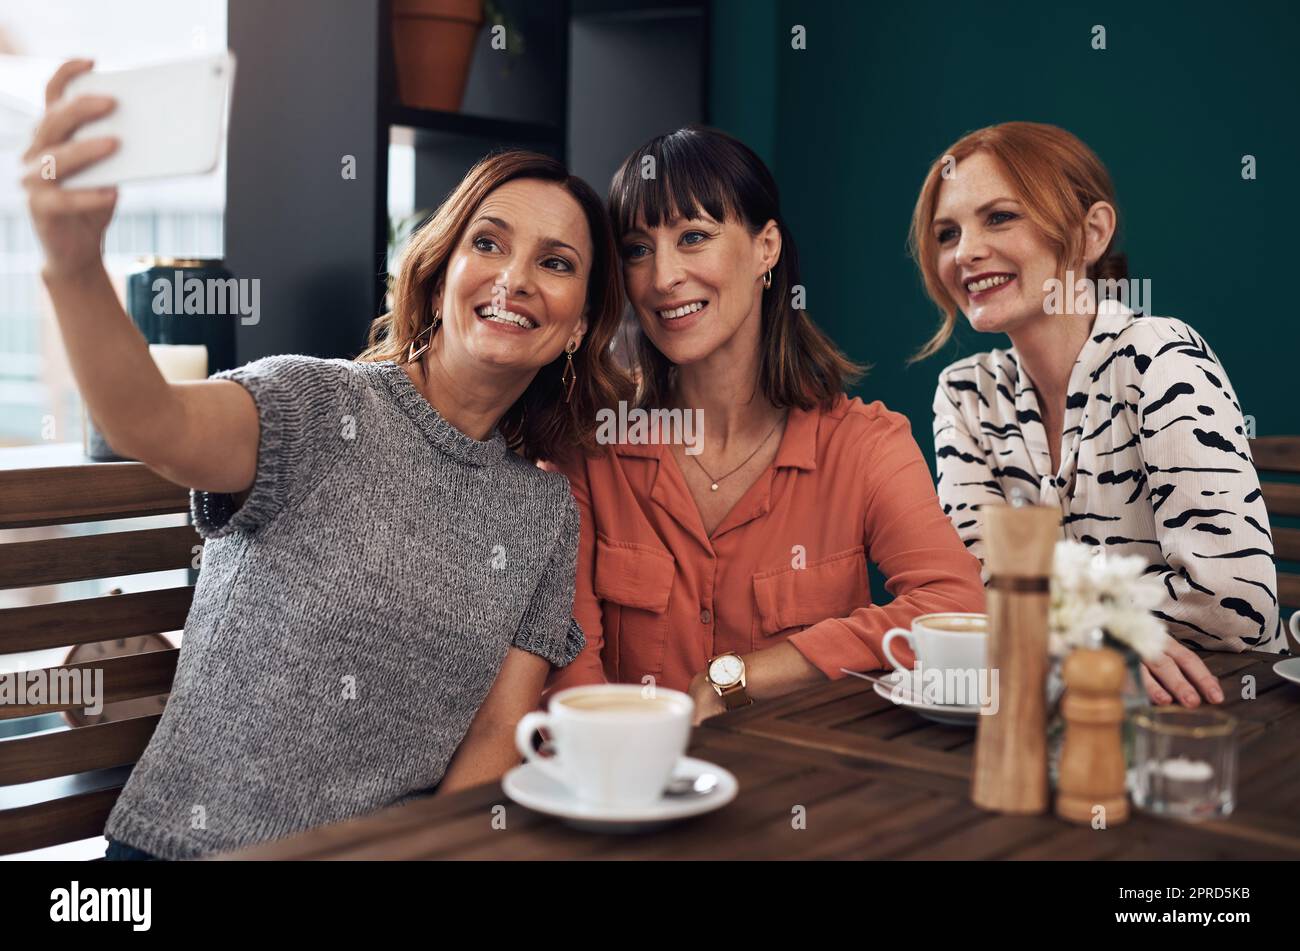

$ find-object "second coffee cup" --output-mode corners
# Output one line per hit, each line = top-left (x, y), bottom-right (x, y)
(881, 612), (989, 702)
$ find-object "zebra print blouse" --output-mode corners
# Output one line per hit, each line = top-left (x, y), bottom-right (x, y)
(931, 300), (1285, 653)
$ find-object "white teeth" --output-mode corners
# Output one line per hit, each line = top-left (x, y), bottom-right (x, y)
(965, 274), (1013, 294)
(658, 301), (706, 319)
(475, 305), (536, 328)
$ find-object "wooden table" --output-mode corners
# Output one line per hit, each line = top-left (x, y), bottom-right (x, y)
(218, 650), (1300, 860)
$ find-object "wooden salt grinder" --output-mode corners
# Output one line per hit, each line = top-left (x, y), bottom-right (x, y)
(971, 502), (1059, 814)
(1056, 646), (1130, 825)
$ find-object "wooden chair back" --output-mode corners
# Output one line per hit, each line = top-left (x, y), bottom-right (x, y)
(0, 460), (198, 857)
(1250, 437), (1300, 653)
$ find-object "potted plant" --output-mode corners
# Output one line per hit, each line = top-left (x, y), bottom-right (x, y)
(390, 0), (524, 111)
(391, 0), (483, 111)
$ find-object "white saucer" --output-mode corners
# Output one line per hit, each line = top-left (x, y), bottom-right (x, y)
(1273, 656), (1300, 687)
(502, 756), (738, 833)
(871, 670), (982, 726)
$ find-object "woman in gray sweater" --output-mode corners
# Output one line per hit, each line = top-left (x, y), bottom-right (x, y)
(23, 60), (632, 860)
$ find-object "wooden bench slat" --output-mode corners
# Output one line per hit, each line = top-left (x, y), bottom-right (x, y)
(0, 786), (123, 857)
(1280, 574), (1300, 653)
(0, 525), (201, 590)
(0, 715), (160, 785)
(1252, 437), (1300, 474)
(1274, 526), (1300, 563)
(0, 650), (178, 721)
(1279, 572), (1300, 610)
(0, 462), (189, 529)
(1260, 481), (1300, 519)
(0, 587), (192, 653)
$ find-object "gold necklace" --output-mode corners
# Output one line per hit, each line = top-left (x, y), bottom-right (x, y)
(689, 413), (786, 492)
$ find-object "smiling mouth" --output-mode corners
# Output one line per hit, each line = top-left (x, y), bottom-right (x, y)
(965, 274), (1016, 296)
(657, 300), (707, 320)
(475, 304), (537, 329)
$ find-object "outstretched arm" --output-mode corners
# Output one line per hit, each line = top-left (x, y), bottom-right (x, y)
(28, 60), (258, 493)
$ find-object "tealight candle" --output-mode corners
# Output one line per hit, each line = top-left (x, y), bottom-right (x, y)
(1132, 708), (1237, 821)
(1155, 756), (1214, 782)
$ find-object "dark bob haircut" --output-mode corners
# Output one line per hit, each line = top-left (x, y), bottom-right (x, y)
(607, 125), (864, 410)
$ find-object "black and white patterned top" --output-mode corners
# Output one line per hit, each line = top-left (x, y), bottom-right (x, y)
(932, 301), (1285, 653)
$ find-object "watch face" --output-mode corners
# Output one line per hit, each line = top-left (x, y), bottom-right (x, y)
(709, 654), (743, 687)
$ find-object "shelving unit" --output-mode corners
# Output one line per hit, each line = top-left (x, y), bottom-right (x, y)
(225, 0), (707, 363)
(385, 107), (563, 145)
(374, 0), (709, 320)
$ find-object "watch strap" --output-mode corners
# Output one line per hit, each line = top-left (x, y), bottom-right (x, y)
(717, 680), (752, 710)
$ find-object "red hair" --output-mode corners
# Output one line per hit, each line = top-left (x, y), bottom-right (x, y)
(908, 122), (1125, 362)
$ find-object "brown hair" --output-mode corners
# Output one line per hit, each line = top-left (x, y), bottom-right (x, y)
(908, 121), (1126, 363)
(358, 149), (632, 463)
(608, 126), (864, 410)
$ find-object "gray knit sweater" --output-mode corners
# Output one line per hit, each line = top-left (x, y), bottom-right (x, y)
(104, 355), (585, 860)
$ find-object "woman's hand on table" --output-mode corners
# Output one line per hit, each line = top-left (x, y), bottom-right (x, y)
(1140, 634), (1224, 707)
(686, 673), (726, 725)
(685, 643), (828, 725)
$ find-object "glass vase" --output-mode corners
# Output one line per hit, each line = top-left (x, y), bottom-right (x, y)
(1047, 642), (1147, 789)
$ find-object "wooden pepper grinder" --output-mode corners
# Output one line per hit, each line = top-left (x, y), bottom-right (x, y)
(972, 501), (1059, 814)
(1056, 646), (1130, 825)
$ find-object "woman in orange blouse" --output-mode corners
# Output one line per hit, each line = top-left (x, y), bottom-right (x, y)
(544, 127), (986, 722)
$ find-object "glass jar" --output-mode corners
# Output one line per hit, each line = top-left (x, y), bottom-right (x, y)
(1131, 707), (1238, 820)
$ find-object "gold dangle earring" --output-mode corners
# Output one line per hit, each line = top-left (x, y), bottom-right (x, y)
(762, 268), (773, 290)
(406, 309), (441, 363)
(561, 339), (578, 403)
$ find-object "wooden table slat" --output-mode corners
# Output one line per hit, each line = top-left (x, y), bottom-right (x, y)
(216, 649), (1300, 860)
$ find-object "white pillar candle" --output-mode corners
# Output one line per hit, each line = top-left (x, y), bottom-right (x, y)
(149, 344), (209, 382)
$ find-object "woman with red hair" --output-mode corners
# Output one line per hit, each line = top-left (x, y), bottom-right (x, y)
(911, 121), (1286, 708)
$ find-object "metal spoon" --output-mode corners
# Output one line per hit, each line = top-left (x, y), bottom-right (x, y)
(839, 668), (900, 691)
(663, 772), (719, 798)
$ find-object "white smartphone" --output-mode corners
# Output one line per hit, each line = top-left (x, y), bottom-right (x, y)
(61, 52), (236, 188)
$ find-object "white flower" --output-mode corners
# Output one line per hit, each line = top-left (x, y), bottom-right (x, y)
(1053, 539), (1096, 585)
(1049, 540), (1167, 661)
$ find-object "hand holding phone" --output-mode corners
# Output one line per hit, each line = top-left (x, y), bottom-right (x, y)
(21, 58), (120, 281)
(22, 54), (235, 280)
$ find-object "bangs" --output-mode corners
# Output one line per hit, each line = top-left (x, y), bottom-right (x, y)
(609, 130), (745, 237)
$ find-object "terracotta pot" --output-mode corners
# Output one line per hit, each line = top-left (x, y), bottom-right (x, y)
(391, 0), (484, 112)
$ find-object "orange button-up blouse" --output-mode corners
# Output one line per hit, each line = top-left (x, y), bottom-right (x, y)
(542, 393), (987, 697)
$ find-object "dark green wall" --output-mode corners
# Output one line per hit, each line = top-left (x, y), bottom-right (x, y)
(711, 0), (1300, 468)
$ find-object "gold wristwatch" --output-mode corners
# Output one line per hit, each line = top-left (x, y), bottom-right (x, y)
(706, 651), (752, 710)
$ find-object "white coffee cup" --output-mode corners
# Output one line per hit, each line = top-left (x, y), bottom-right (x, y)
(881, 612), (988, 682)
(514, 684), (694, 808)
